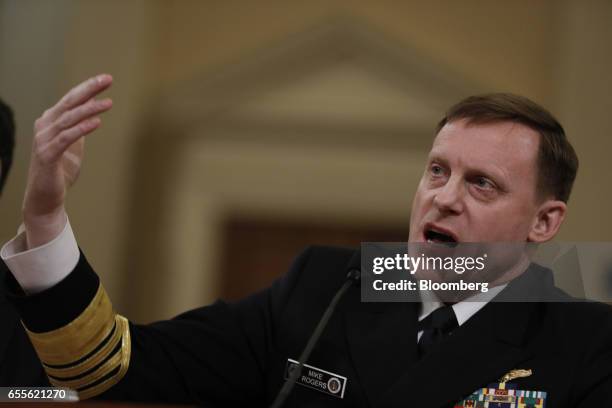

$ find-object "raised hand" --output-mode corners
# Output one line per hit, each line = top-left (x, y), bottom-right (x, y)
(23, 74), (113, 248)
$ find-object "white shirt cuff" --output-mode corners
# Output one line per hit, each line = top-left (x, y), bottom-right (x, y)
(0, 216), (79, 294)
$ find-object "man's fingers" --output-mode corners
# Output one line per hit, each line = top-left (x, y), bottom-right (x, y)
(43, 74), (112, 124)
(42, 98), (112, 141)
(42, 117), (101, 164)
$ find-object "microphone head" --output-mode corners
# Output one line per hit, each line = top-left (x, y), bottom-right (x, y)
(345, 249), (361, 284)
(346, 268), (361, 283)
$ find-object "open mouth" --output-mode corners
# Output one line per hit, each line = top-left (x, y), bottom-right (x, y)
(424, 228), (458, 247)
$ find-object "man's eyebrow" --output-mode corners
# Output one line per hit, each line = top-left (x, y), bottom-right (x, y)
(427, 153), (447, 164)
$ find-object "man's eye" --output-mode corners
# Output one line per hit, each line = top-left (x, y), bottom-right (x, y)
(430, 165), (444, 176)
(474, 176), (495, 190)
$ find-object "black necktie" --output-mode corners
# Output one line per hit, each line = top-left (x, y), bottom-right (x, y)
(417, 305), (458, 357)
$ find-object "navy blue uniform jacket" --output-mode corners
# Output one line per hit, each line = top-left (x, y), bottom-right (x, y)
(0, 263), (47, 386)
(6, 246), (612, 407)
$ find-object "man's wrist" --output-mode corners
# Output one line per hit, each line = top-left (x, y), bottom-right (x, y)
(1, 215), (79, 294)
(23, 207), (67, 250)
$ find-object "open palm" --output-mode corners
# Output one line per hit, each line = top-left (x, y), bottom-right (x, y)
(23, 74), (113, 247)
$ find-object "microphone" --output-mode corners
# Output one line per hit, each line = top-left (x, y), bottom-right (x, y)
(269, 249), (361, 408)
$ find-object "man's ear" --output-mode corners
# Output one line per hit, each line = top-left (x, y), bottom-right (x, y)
(528, 200), (567, 242)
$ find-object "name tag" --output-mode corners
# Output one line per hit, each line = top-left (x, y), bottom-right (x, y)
(285, 358), (347, 399)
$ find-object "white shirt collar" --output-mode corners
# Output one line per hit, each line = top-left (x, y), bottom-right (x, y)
(418, 284), (507, 327)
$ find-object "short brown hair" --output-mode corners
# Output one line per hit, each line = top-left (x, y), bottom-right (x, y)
(436, 93), (578, 203)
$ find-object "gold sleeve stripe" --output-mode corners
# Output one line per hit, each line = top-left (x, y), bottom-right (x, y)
(25, 283), (115, 366)
(50, 342), (122, 389)
(23, 283), (132, 400)
(43, 315), (122, 378)
(77, 315), (131, 400)
(47, 315), (131, 399)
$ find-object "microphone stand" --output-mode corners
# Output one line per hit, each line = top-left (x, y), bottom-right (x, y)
(269, 269), (360, 408)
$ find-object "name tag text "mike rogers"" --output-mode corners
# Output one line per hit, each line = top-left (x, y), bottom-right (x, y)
(285, 359), (347, 399)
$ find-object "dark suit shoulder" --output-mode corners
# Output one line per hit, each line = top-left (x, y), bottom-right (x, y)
(229, 245), (357, 333)
(271, 245), (357, 313)
(542, 298), (612, 328)
(298, 244), (356, 277)
(528, 298), (612, 392)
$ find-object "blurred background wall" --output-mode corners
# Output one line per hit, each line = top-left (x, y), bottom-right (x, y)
(0, 0), (610, 322)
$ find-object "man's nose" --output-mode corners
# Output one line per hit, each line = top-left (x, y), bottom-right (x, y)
(433, 176), (464, 215)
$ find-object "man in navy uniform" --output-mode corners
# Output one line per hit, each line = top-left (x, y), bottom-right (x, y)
(0, 99), (47, 386)
(1, 75), (611, 406)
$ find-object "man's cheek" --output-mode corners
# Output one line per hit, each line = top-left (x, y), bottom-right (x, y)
(414, 190), (434, 213)
(409, 196), (424, 225)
